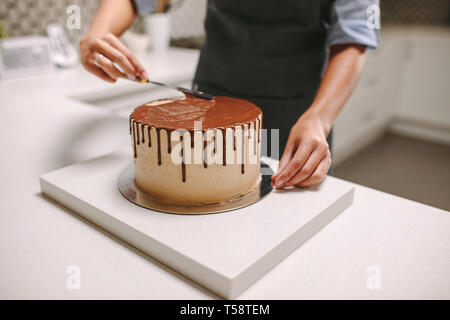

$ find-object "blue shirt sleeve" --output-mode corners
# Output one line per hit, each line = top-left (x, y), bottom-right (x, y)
(133, 0), (157, 15)
(327, 0), (380, 49)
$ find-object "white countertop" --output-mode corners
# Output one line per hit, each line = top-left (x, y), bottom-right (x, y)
(1, 48), (449, 299)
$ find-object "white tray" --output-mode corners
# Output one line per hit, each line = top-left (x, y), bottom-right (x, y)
(40, 150), (354, 298)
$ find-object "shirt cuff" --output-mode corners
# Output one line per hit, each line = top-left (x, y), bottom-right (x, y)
(327, 18), (380, 50)
(133, 0), (157, 15)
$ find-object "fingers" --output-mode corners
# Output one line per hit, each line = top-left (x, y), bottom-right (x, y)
(271, 138), (295, 182)
(273, 138), (315, 189)
(80, 33), (149, 83)
(284, 144), (330, 187)
(90, 38), (136, 80)
(87, 51), (123, 81)
(103, 33), (148, 80)
(296, 154), (331, 187)
(82, 59), (116, 83)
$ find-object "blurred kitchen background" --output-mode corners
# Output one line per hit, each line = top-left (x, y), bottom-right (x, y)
(0, 0), (449, 210)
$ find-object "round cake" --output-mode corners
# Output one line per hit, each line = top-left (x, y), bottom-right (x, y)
(129, 94), (263, 205)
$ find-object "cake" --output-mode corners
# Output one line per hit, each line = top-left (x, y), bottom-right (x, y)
(129, 94), (263, 205)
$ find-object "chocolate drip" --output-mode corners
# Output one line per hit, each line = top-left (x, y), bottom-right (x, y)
(167, 129), (172, 153)
(256, 118), (260, 143)
(132, 121), (259, 181)
(180, 135), (186, 182)
(136, 123), (140, 146)
(221, 128), (226, 166)
(254, 120), (257, 156)
(156, 128), (162, 165)
(212, 129), (217, 155)
(132, 121), (137, 158)
(129, 117), (132, 135)
(203, 135), (208, 169)
(241, 124), (245, 174)
(147, 126), (151, 147)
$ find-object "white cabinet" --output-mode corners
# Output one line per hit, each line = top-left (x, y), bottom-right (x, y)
(391, 27), (450, 145)
(397, 27), (450, 126)
(333, 27), (450, 165)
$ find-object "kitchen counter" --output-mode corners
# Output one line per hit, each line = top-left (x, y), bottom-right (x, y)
(0, 48), (449, 299)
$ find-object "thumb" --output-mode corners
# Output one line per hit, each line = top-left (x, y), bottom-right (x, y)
(272, 139), (295, 180)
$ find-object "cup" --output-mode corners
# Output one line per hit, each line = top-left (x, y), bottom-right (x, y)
(145, 13), (171, 53)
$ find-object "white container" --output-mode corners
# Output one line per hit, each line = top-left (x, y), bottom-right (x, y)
(121, 31), (150, 55)
(0, 36), (54, 79)
(145, 13), (171, 53)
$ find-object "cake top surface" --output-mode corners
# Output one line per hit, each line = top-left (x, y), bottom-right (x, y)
(131, 95), (262, 131)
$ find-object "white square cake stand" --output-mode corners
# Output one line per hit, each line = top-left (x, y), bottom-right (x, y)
(40, 150), (354, 298)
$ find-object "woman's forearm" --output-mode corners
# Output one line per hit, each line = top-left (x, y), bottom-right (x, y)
(272, 44), (366, 188)
(87, 0), (136, 37)
(305, 44), (366, 135)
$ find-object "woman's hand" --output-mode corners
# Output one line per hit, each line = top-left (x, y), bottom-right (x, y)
(80, 32), (148, 83)
(271, 112), (332, 189)
(270, 45), (366, 189)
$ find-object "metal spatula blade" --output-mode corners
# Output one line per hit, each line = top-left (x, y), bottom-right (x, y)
(140, 78), (214, 100)
(113, 62), (214, 100)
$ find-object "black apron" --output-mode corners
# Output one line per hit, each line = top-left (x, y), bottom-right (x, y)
(193, 0), (334, 158)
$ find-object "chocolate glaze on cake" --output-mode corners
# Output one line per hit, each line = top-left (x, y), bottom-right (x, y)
(130, 95), (262, 183)
(131, 95), (261, 130)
